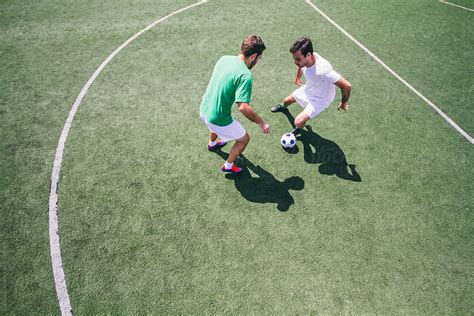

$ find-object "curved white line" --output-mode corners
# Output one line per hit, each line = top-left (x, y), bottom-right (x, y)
(306, 0), (473, 144)
(48, 1), (208, 314)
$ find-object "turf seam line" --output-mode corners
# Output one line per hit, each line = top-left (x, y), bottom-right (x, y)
(48, 1), (208, 314)
(439, 0), (474, 12)
(306, 0), (474, 144)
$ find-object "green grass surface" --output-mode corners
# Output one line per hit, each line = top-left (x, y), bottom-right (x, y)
(314, 0), (474, 133)
(2, 0), (473, 313)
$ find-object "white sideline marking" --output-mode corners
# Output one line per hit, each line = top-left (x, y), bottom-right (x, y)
(48, 1), (208, 315)
(306, 0), (474, 144)
(439, 0), (474, 12)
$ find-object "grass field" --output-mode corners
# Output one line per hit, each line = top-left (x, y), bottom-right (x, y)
(2, 0), (473, 313)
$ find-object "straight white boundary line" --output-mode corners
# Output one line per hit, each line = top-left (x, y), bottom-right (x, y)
(306, 0), (474, 144)
(48, 1), (208, 315)
(439, 0), (474, 12)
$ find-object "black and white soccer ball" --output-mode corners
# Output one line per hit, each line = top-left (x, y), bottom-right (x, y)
(280, 133), (296, 148)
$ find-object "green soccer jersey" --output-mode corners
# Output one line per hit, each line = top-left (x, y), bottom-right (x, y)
(200, 55), (253, 126)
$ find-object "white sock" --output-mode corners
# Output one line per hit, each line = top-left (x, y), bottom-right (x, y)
(224, 161), (233, 169)
(209, 140), (217, 146)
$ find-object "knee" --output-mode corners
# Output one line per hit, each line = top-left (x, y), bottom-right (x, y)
(294, 117), (305, 128)
(243, 133), (250, 144)
(238, 133), (250, 145)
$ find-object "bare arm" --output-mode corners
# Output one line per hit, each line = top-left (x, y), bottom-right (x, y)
(334, 77), (352, 111)
(237, 102), (270, 133)
(294, 67), (303, 86)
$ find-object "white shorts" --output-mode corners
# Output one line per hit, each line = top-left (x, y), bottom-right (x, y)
(200, 113), (246, 142)
(292, 85), (334, 119)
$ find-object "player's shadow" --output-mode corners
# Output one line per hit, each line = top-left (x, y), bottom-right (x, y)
(214, 151), (304, 212)
(282, 110), (362, 182)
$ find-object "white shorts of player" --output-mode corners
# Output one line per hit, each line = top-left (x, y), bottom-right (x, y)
(200, 112), (246, 142)
(292, 85), (335, 119)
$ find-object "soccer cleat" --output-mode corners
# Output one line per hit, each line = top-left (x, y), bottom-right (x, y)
(270, 104), (287, 113)
(290, 127), (301, 136)
(221, 164), (242, 174)
(208, 141), (227, 151)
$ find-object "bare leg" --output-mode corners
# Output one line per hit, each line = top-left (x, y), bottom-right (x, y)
(282, 94), (297, 107)
(272, 94), (297, 113)
(294, 111), (310, 129)
(291, 111), (311, 135)
(227, 133), (250, 164)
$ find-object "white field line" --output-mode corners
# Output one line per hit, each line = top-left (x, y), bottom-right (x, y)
(48, 1), (208, 315)
(439, 0), (474, 12)
(306, 0), (474, 144)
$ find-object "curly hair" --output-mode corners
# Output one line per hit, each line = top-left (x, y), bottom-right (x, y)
(240, 35), (266, 57)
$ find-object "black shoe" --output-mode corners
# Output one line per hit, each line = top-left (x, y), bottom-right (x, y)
(290, 127), (301, 136)
(270, 104), (287, 113)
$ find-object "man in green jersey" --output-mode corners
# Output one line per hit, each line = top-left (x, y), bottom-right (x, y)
(200, 35), (270, 174)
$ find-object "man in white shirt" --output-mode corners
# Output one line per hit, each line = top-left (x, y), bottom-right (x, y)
(271, 36), (352, 135)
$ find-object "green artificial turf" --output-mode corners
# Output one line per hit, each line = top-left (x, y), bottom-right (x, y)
(313, 0), (474, 134)
(2, 0), (473, 313)
(1, 0), (196, 313)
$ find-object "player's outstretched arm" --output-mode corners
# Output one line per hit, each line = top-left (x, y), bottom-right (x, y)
(237, 102), (270, 133)
(335, 77), (352, 111)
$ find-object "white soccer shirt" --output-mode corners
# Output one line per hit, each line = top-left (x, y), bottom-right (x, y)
(302, 53), (341, 102)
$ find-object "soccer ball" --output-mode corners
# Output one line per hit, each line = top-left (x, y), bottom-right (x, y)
(280, 132), (296, 148)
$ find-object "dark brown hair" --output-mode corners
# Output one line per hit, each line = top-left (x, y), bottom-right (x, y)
(240, 35), (266, 57)
(290, 36), (313, 56)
